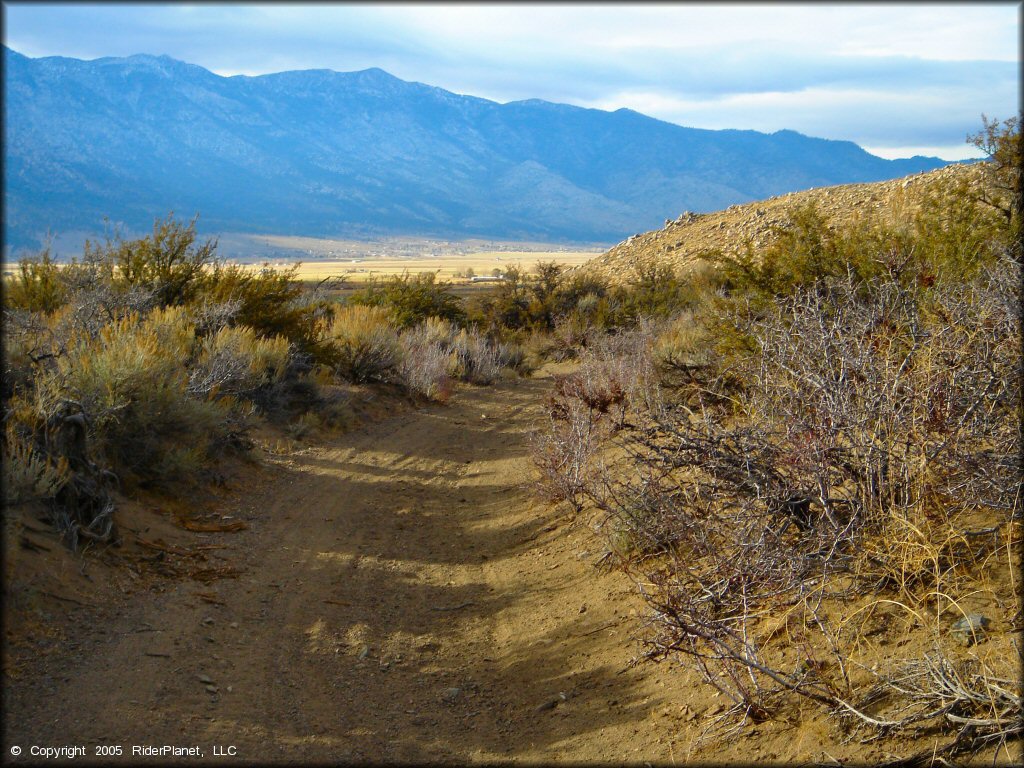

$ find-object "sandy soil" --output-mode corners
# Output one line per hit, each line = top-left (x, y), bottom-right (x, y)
(3, 372), (718, 765)
(5, 369), (1013, 765)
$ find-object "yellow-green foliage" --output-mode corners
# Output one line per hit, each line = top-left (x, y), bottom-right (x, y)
(2, 250), (67, 313)
(909, 175), (1007, 282)
(2, 422), (71, 505)
(194, 325), (290, 399)
(715, 178), (1007, 302)
(199, 263), (329, 360)
(38, 307), (225, 486)
(327, 304), (400, 383)
(347, 271), (466, 329)
(414, 316), (459, 348)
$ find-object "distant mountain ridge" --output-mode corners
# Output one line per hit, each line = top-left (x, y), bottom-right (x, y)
(3, 46), (950, 250)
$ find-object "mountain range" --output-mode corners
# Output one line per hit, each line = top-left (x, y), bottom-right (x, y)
(3, 46), (950, 251)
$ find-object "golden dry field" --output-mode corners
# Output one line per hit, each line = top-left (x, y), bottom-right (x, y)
(3, 234), (604, 282)
(282, 251), (600, 282)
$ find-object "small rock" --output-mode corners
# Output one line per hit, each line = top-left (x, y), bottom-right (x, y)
(197, 674), (214, 684)
(534, 698), (559, 712)
(441, 687), (461, 703)
(201, 617), (214, 626)
(205, 685), (218, 694)
(358, 645), (370, 660)
(229, 622), (239, 629)
(951, 614), (991, 646)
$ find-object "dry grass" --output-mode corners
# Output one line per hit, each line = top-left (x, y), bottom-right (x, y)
(248, 252), (601, 283)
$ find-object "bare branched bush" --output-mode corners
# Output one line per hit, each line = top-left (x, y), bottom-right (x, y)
(451, 328), (513, 385)
(531, 394), (610, 514)
(530, 323), (660, 514)
(547, 313), (593, 360)
(398, 320), (456, 401)
(2, 308), (62, 399)
(567, 250), (1020, 755)
(188, 298), (241, 337)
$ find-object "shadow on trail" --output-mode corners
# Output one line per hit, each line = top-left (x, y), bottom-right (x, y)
(233, 374), (665, 761)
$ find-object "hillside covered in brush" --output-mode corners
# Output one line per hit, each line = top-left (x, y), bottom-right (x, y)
(578, 161), (988, 281)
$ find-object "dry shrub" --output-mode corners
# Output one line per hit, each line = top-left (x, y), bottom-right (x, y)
(2, 309), (57, 399)
(327, 304), (400, 384)
(531, 396), (607, 513)
(190, 325), (290, 401)
(653, 308), (717, 386)
(583, 255), (1021, 756)
(2, 423), (71, 506)
(36, 306), (229, 488)
(531, 323), (659, 513)
(451, 328), (517, 385)
(547, 313), (592, 361)
(549, 323), (660, 430)
(398, 319), (456, 401)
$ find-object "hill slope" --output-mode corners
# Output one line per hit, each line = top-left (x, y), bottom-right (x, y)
(4, 46), (948, 249)
(578, 162), (986, 281)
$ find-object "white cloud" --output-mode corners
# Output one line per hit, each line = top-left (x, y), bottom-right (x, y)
(3, 2), (1019, 160)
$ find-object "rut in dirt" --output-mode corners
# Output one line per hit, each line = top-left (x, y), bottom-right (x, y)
(7, 373), (671, 764)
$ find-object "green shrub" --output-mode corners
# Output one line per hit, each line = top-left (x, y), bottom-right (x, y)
(2, 249), (67, 313)
(83, 214), (217, 308)
(198, 263), (330, 362)
(466, 266), (533, 334)
(714, 179), (1007, 304)
(326, 305), (401, 383)
(347, 271), (466, 329)
(611, 257), (700, 323)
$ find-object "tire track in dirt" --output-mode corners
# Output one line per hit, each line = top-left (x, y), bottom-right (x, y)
(6, 373), (697, 764)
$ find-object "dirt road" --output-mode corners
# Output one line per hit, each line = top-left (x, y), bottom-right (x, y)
(5, 372), (711, 764)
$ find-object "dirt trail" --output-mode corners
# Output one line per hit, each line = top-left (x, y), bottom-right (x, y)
(6, 372), (715, 764)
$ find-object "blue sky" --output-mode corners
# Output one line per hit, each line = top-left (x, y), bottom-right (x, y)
(3, 2), (1019, 160)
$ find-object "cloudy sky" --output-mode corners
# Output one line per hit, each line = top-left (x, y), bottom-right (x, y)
(3, 2), (1019, 160)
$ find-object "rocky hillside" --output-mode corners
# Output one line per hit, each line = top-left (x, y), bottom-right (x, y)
(579, 162), (989, 282)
